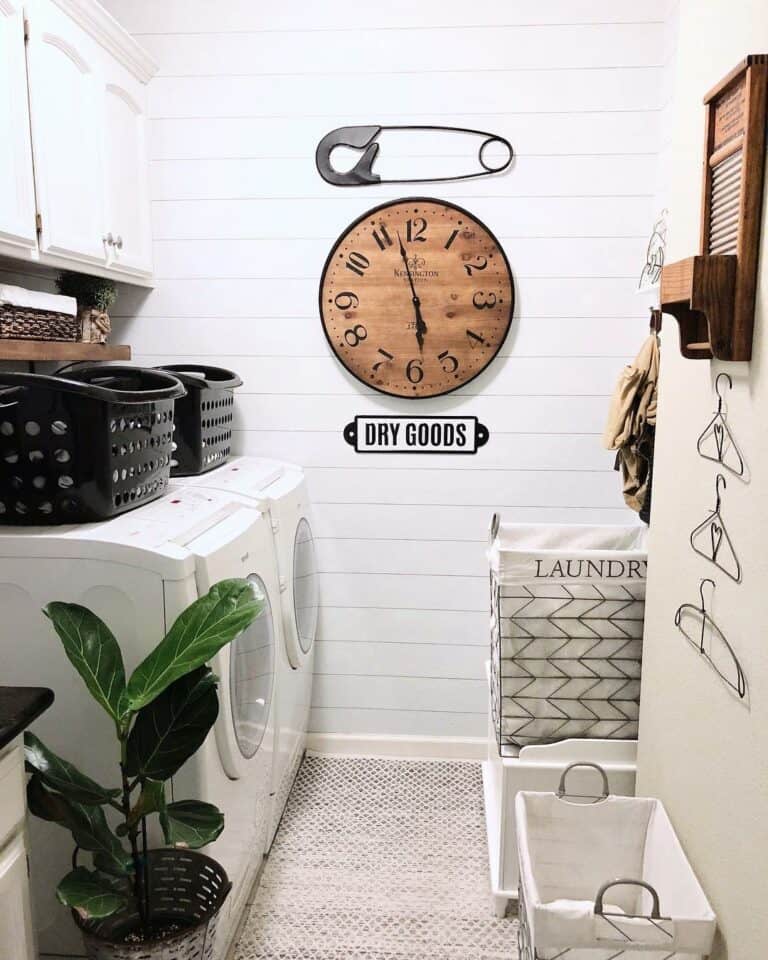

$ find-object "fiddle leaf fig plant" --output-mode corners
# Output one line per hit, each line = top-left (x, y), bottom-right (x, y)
(25, 579), (262, 929)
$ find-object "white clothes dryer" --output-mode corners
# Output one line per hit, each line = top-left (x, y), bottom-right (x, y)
(178, 457), (319, 849)
(0, 487), (280, 957)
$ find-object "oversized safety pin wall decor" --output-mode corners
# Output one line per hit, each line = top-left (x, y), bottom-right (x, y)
(315, 125), (514, 186)
(689, 474), (741, 583)
(675, 579), (746, 699)
(696, 373), (746, 478)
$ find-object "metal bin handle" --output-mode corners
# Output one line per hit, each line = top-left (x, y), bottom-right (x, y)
(594, 878), (662, 920)
(556, 762), (610, 801)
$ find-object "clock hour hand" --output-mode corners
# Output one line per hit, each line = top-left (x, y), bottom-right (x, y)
(397, 231), (428, 352)
(414, 299), (427, 353)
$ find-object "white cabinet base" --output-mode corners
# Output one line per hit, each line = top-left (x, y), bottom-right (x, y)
(0, 741), (37, 960)
(0, 834), (37, 960)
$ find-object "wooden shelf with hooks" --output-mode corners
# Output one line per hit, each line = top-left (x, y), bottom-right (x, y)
(0, 340), (131, 362)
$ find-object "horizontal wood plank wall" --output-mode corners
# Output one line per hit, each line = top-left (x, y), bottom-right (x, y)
(102, 0), (663, 740)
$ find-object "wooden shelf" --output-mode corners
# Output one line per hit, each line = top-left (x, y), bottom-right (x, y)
(660, 255), (736, 360)
(0, 340), (131, 362)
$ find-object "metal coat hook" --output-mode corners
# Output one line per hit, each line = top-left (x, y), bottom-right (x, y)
(689, 473), (741, 582)
(675, 578), (746, 698)
(696, 372), (745, 477)
(315, 125), (514, 187)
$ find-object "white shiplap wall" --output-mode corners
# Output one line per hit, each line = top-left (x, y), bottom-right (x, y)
(101, 0), (664, 739)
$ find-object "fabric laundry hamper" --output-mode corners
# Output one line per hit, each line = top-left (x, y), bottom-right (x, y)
(515, 763), (717, 959)
(488, 518), (647, 755)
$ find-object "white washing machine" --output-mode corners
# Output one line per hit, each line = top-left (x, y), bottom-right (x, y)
(0, 487), (281, 957)
(178, 457), (319, 849)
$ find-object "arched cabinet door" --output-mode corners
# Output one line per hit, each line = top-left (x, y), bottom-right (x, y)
(101, 66), (152, 276)
(25, 0), (107, 264)
(0, 2), (37, 256)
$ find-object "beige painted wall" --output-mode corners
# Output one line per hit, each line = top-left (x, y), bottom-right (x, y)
(637, 4), (768, 958)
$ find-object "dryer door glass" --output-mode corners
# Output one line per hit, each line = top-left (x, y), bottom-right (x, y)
(230, 575), (275, 758)
(293, 517), (318, 655)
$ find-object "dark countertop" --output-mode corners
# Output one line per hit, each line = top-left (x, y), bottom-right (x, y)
(0, 687), (54, 750)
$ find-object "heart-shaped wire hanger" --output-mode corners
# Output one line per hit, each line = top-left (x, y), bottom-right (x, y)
(689, 474), (741, 583)
(696, 373), (746, 477)
(675, 578), (746, 699)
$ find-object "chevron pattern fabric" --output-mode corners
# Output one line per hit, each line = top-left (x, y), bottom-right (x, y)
(491, 574), (644, 755)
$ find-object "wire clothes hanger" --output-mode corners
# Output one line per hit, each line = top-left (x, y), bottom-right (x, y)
(689, 473), (741, 583)
(696, 373), (745, 478)
(675, 579), (746, 698)
(638, 208), (667, 291)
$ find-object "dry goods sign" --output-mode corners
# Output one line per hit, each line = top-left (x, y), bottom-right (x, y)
(343, 416), (489, 454)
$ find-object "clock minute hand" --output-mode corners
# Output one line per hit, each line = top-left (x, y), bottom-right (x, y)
(397, 231), (428, 352)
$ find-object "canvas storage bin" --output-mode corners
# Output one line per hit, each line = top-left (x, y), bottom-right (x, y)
(515, 763), (717, 959)
(488, 518), (647, 755)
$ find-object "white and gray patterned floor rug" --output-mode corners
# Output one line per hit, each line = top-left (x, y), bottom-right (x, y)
(234, 756), (518, 960)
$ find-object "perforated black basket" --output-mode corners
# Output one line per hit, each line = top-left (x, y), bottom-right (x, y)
(0, 366), (186, 525)
(74, 849), (231, 960)
(156, 364), (242, 476)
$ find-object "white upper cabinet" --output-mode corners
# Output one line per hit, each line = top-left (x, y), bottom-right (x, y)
(100, 60), (153, 275)
(25, 0), (107, 264)
(0, 1), (37, 257)
(0, 0), (156, 282)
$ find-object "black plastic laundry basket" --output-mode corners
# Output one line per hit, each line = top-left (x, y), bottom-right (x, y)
(0, 366), (186, 525)
(156, 364), (242, 477)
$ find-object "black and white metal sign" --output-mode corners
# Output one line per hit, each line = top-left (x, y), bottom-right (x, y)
(343, 415), (489, 454)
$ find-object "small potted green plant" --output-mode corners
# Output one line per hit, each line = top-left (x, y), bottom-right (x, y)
(56, 272), (118, 344)
(24, 579), (262, 959)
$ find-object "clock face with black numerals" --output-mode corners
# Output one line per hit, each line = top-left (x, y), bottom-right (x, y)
(319, 198), (514, 399)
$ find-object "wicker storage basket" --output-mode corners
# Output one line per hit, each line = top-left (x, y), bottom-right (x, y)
(0, 367), (185, 525)
(74, 850), (231, 960)
(0, 304), (79, 341)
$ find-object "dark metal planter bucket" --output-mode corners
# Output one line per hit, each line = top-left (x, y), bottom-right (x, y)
(74, 850), (231, 960)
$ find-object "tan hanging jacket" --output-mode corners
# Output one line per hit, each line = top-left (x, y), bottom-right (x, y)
(603, 333), (659, 512)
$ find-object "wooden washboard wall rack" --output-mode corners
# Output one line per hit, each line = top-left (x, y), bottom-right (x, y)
(661, 55), (768, 361)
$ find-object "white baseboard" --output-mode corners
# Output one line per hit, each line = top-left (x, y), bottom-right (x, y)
(306, 732), (487, 762)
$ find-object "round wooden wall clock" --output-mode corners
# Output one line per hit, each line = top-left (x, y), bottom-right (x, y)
(319, 198), (514, 399)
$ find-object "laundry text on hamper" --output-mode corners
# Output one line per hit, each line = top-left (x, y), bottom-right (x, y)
(534, 558), (648, 579)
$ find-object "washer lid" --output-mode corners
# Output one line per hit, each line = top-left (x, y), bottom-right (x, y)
(0, 488), (253, 578)
(184, 457), (285, 499)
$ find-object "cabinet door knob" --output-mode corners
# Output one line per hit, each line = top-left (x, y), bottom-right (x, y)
(103, 232), (114, 246)
(114, 235), (123, 250)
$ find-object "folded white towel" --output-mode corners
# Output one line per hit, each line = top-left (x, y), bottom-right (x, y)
(0, 284), (77, 316)
(544, 899), (626, 919)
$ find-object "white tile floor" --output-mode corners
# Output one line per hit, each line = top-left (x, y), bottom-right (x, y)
(234, 756), (518, 959)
